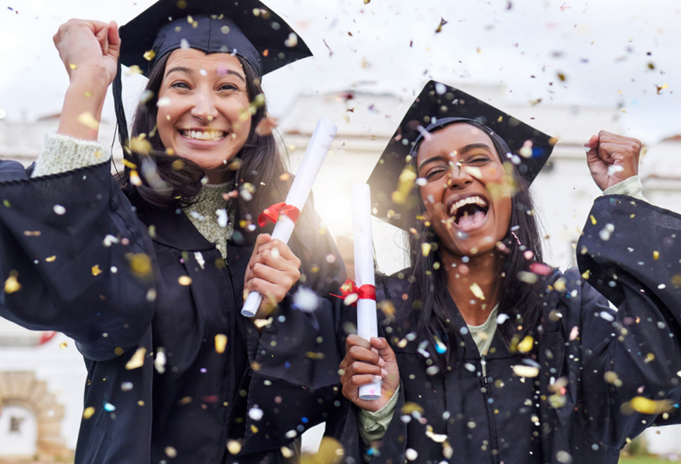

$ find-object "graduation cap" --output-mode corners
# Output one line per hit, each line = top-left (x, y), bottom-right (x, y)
(367, 80), (556, 229)
(113, 0), (312, 164)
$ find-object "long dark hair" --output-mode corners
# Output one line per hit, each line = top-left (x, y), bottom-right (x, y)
(118, 51), (289, 220)
(400, 120), (545, 370)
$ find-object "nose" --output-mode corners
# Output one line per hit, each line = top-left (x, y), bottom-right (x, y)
(190, 89), (219, 123)
(446, 162), (473, 189)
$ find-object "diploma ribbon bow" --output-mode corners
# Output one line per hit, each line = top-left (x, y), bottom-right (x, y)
(331, 279), (376, 307)
(257, 202), (301, 227)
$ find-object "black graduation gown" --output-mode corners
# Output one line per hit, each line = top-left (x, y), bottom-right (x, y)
(0, 160), (348, 464)
(341, 195), (681, 464)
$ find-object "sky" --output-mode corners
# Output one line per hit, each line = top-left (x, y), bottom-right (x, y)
(0, 0), (680, 142)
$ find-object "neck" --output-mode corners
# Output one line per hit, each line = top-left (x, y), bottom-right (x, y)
(441, 249), (502, 326)
(205, 166), (235, 185)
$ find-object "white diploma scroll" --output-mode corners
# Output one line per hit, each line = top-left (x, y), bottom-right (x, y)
(241, 119), (338, 318)
(352, 184), (381, 401)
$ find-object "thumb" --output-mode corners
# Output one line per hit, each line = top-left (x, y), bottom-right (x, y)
(371, 337), (395, 361)
(108, 21), (121, 58)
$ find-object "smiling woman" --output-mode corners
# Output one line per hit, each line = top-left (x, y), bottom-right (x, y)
(338, 81), (681, 464)
(0, 0), (347, 463)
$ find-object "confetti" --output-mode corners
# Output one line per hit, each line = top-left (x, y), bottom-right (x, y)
(4, 272), (21, 294)
(53, 205), (66, 215)
(421, 242), (432, 257)
(512, 365), (539, 378)
(154, 348), (166, 374)
(227, 440), (242, 455)
(622, 396), (673, 415)
(293, 286), (319, 312)
(517, 335), (534, 353)
(178, 276), (192, 286)
(83, 407), (95, 419)
(77, 112), (99, 130)
(165, 447), (177, 458)
(248, 407), (264, 421)
(435, 17), (448, 33)
(469, 283), (485, 300)
(125, 347), (147, 370)
(91, 265), (102, 276)
(129, 254), (152, 278)
(215, 334), (228, 353)
(392, 167), (416, 204)
(255, 116), (278, 136)
(284, 33), (298, 48)
(143, 50), (156, 61)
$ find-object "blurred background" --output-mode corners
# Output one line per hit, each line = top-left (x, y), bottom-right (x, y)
(0, 0), (680, 462)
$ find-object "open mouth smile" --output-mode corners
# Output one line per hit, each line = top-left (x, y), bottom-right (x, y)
(448, 195), (489, 230)
(179, 129), (228, 142)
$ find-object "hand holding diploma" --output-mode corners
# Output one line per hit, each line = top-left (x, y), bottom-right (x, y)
(241, 119), (338, 318)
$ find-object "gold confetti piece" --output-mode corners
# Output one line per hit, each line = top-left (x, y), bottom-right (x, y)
(129, 254), (152, 278)
(392, 167), (417, 204)
(421, 242), (432, 257)
(604, 371), (623, 387)
(177, 0), (188, 8)
(581, 269), (591, 280)
(517, 271), (538, 284)
(280, 447), (294, 458)
(623, 396), (673, 415)
(127, 65), (143, 76)
(469, 282), (485, 300)
(69, 63), (78, 70)
(425, 426), (448, 443)
(178, 396), (193, 405)
(77, 112), (99, 130)
(23, 230), (41, 236)
(553, 278), (567, 292)
(91, 265), (102, 276)
(83, 407), (95, 419)
(590, 215), (597, 225)
(653, 251), (660, 260)
(125, 347), (147, 370)
(512, 365), (539, 378)
(253, 318), (272, 329)
(122, 159), (138, 170)
(178, 276), (192, 286)
(143, 50), (156, 61)
(130, 170), (142, 186)
(84, 91), (93, 98)
(645, 353), (655, 363)
(435, 17), (448, 33)
(130, 137), (151, 155)
(517, 335), (534, 353)
(227, 440), (242, 455)
(215, 334), (228, 353)
(401, 402), (424, 415)
(4, 271), (21, 294)
(60, 341), (68, 349)
(165, 447), (177, 458)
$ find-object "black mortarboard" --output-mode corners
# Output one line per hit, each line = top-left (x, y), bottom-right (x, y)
(113, 0), (312, 164)
(367, 80), (556, 229)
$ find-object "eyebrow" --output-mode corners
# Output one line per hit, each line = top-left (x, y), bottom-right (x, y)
(417, 143), (494, 172)
(165, 66), (246, 83)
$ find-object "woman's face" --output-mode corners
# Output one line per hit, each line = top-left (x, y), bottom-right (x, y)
(416, 123), (513, 258)
(156, 49), (252, 183)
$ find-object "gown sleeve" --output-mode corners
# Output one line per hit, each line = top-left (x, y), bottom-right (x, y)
(570, 194), (681, 453)
(236, 194), (350, 453)
(0, 153), (156, 361)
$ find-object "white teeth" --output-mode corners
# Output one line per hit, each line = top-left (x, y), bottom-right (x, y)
(449, 196), (488, 217)
(181, 130), (226, 141)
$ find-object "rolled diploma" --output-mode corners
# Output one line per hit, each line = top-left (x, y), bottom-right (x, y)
(241, 118), (338, 317)
(352, 184), (381, 401)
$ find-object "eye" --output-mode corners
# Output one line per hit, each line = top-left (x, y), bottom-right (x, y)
(425, 168), (448, 181)
(466, 156), (492, 166)
(219, 83), (239, 91)
(170, 81), (190, 90)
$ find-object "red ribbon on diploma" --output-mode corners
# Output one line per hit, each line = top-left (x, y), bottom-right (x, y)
(332, 279), (376, 306)
(258, 202), (301, 227)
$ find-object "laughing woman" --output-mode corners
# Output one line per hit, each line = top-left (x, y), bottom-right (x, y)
(339, 81), (681, 464)
(0, 1), (345, 463)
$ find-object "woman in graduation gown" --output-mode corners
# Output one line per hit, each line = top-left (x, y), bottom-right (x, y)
(339, 81), (681, 464)
(0, 1), (346, 463)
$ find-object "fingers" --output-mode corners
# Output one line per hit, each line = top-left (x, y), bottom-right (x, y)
(345, 334), (373, 352)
